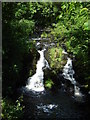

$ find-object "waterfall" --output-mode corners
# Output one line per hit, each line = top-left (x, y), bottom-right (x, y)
(26, 48), (49, 92)
(63, 57), (76, 85)
(62, 55), (84, 99)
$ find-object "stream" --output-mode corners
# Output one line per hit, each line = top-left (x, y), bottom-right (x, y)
(19, 38), (90, 120)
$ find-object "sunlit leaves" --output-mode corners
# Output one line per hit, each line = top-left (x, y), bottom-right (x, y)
(83, 21), (90, 30)
(45, 78), (54, 89)
(1, 96), (24, 120)
(61, 4), (66, 10)
(80, 7), (88, 15)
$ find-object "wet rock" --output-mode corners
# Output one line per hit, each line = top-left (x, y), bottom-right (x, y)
(44, 68), (61, 89)
(62, 80), (74, 95)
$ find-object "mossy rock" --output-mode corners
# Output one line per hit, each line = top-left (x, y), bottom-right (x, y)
(45, 47), (67, 73)
(29, 49), (40, 76)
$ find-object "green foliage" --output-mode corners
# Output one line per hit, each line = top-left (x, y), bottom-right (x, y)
(47, 2), (89, 88)
(83, 20), (90, 30)
(41, 32), (48, 38)
(45, 78), (54, 89)
(18, 19), (35, 35)
(14, 2), (59, 27)
(49, 2), (89, 41)
(48, 47), (66, 70)
(1, 96), (24, 120)
(50, 23), (68, 41)
(2, 3), (37, 96)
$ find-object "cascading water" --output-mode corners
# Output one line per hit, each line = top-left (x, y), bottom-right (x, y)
(20, 44), (89, 120)
(26, 48), (49, 92)
(62, 55), (84, 100)
(63, 57), (76, 85)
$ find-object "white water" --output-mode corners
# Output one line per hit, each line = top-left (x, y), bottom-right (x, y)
(26, 48), (49, 92)
(62, 55), (84, 99)
(37, 103), (58, 113)
(63, 57), (76, 85)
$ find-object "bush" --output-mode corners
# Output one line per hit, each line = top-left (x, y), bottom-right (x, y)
(1, 96), (24, 120)
(45, 78), (54, 89)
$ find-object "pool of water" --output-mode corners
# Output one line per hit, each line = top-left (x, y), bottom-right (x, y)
(20, 88), (90, 120)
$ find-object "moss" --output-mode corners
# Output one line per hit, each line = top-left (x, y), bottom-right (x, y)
(46, 47), (67, 73)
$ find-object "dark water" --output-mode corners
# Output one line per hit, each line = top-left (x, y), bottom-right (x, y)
(20, 88), (90, 120)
